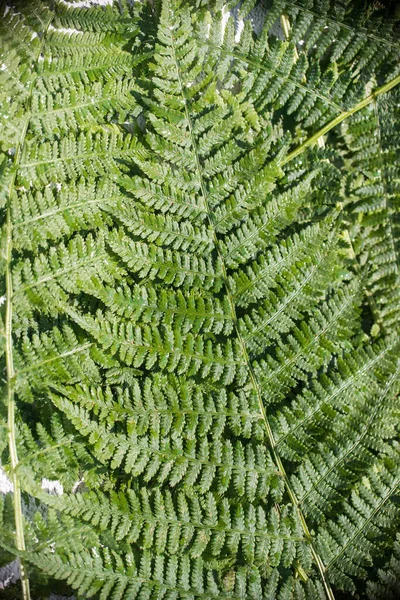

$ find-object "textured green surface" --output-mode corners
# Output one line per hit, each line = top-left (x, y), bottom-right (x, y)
(0, 1), (400, 598)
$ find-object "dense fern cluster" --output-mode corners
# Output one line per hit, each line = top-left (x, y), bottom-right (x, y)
(0, 0), (399, 599)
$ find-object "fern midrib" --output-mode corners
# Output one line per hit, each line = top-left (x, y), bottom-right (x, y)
(259, 287), (356, 386)
(242, 260), (322, 342)
(299, 362), (400, 506)
(14, 196), (107, 228)
(16, 437), (75, 470)
(4, 10), (55, 600)
(54, 403), (278, 475)
(194, 37), (344, 112)
(140, 195), (208, 216)
(114, 245), (219, 278)
(5, 86), (37, 600)
(14, 253), (106, 295)
(29, 553), (253, 600)
(31, 91), (133, 117)
(281, 6), (399, 334)
(36, 55), (131, 79)
(325, 478), (400, 572)
(124, 406), (262, 419)
(232, 229), (321, 299)
(112, 337), (240, 365)
(212, 169), (281, 229)
(59, 499), (305, 543)
(276, 341), (394, 447)
(17, 342), (93, 377)
(169, 32), (336, 600)
(287, 0), (400, 51)
(122, 218), (211, 250)
(194, 36), (400, 167)
(221, 190), (297, 257)
(20, 144), (131, 169)
(57, 303), (237, 367)
(91, 291), (233, 324)
(282, 74), (400, 164)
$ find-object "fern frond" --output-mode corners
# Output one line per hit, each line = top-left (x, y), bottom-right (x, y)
(366, 534), (400, 599)
(342, 88), (400, 329)
(1, 0), (400, 598)
(12, 231), (122, 329)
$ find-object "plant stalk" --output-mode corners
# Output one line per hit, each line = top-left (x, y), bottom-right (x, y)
(4, 9), (54, 599)
(5, 235), (30, 600)
(282, 74), (400, 165)
(171, 31), (336, 600)
(5, 131), (32, 600)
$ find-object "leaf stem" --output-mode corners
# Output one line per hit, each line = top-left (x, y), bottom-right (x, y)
(280, 10), (393, 331)
(4, 9), (54, 599)
(282, 74), (400, 165)
(170, 29), (336, 600)
(5, 116), (32, 600)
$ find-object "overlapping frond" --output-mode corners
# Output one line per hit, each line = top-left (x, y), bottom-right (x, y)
(342, 88), (400, 330)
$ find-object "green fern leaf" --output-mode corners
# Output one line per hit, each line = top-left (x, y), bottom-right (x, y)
(1, 1), (400, 599)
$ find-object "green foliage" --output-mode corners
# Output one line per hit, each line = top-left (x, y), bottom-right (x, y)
(0, 0), (399, 599)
